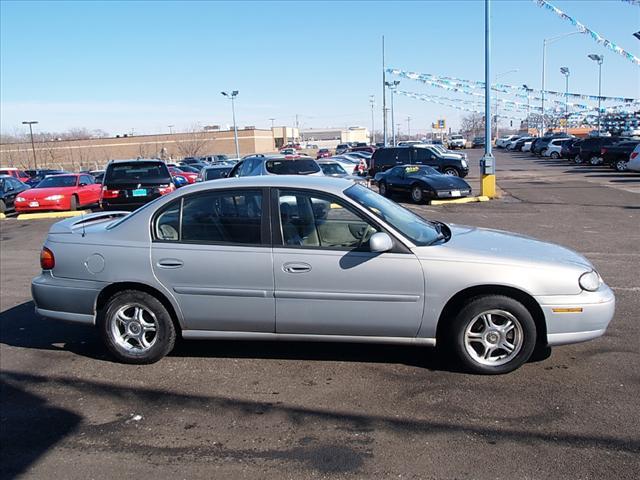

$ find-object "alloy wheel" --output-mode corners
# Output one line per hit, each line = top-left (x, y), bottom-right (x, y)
(463, 309), (524, 367)
(110, 304), (158, 353)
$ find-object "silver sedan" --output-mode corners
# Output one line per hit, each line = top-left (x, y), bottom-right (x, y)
(31, 176), (615, 374)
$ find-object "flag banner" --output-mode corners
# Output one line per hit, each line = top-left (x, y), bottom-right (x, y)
(533, 0), (640, 66)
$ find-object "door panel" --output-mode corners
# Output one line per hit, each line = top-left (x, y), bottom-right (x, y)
(273, 189), (424, 337)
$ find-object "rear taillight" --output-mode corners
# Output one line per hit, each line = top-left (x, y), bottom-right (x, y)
(601, 148), (607, 155)
(40, 247), (55, 270)
(631, 152), (639, 160)
(158, 184), (175, 195)
(101, 186), (120, 199)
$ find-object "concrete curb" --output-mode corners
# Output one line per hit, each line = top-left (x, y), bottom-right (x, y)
(430, 196), (490, 206)
(17, 210), (91, 220)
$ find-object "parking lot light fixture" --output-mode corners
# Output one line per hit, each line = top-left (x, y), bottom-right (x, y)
(221, 91), (240, 159)
(22, 120), (39, 169)
(523, 85), (534, 133)
(588, 54), (604, 133)
(369, 95), (375, 144)
(385, 80), (400, 145)
(494, 69), (518, 140)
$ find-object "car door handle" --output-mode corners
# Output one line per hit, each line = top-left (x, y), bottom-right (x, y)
(157, 259), (184, 269)
(282, 262), (312, 274)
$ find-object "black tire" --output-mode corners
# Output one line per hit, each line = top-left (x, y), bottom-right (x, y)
(443, 167), (460, 177)
(0, 199), (6, 214)
(100, 290), (176, 364)
(574, 154), (584, 164)
(410, 185), (424, 203)
(445, 295), (537, 374)
(615, 160), (628, 172)
(69, 195), (78, 211)
(550, 152), (559, 159)
(589, 156), (601, 166)
(378, 181), (390, 197)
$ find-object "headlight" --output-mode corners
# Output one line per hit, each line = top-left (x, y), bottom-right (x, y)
(579, 271), (602, 291)
(44, 195), (64, 201)
(16, 196), (26, 202)
(461, 159), (468, 168)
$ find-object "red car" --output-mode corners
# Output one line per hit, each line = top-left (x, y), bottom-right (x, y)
(316, 148), (332, 159)
(168, 166), (198, 183)
(0, 167), (30, 183)
(15, 173), (101, 212)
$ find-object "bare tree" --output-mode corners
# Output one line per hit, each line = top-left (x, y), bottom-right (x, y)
(175, 126), (211, 158)
(460, 113), (486, 138)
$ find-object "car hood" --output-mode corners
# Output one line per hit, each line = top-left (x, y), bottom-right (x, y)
(414, 224), (593, 270)
(20, 186), (76, 198)
(409, 175), (469, 189)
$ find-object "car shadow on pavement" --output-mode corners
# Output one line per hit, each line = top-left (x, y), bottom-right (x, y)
(0, 301), (107, 361)
(1, 378), (82, 479)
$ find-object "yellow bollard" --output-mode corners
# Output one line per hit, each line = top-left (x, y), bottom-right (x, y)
(481, 174), (496, 198)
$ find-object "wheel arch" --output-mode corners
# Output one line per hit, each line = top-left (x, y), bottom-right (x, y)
(435, 284), (547, 347)
(95, 282), (183, 332)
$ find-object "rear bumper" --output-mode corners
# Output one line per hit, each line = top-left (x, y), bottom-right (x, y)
(31, 272), (104, 325)
(535, 285), (615, 346)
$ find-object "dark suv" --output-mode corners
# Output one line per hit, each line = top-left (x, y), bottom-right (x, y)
(369, 146), (469, 177)
(100, 159), (174, 211)
(575, 136), (621, 165)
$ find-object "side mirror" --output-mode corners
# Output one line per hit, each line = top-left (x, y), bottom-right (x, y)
(369, 232), (393, 253)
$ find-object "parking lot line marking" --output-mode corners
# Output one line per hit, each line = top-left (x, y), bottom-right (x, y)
(430, 196), (490, 206)
(17, 210), (91, 220)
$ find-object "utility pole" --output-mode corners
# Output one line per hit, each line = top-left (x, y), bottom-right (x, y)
(406, 116), (411, 138)
(22, 121), (38, 169)
(221, 91), (240, 158)
(480, 0), (496, 198)
(382, 35), (388, 146)
(369, 95), (375, 144)
(560, 67), (570, 132)
(385, 80), (400, 145)
(523, 85), (533, 133)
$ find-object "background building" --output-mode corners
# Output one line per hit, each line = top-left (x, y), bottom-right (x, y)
(300, 126), (370, 148)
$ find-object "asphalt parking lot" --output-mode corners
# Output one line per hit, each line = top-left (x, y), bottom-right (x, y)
(1, 149), (639, 479)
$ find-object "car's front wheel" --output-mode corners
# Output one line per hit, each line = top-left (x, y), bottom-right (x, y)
(378, 181), (390, 197)
(550, 152), (560, 159)
(447, 295), (537, 374)
(615, 160), (628, 172)
(100, 290), (176, 364)
(410, 185), (424, 203)
(443, 167), (460, 176)
(574, 154), (583, 164)
(590, 156), (601, 166)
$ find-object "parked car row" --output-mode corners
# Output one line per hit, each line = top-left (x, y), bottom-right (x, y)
(503, 133), (640, 173)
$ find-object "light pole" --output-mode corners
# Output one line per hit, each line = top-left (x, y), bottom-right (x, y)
(588, 54), (604, 133)
(494, 69), (518, 140)
(523, 85), (533, 133)
(560, 67), (570, 132)
(406, 116), (411, 138)
(541, 32), (580, 136)
(269, 118), (275, 129)
(369, 95), (375, 144)
(221, 91), (240, 158)
(168, 125), (174, 134)
(385, 80), (400, 145)
(480, 0), (496, 198)
(22, 121), (38, 169)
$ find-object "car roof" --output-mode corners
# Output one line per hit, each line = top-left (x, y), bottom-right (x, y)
(108, 159), (165, 165)
(170, 174), (354, 195)
(203, 164), (233, 169)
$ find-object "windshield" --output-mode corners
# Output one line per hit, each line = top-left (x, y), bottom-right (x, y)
(266, 159), (321, 175)
(205, 168), (232, 180)
(36, 175), (77, 188)
(345, 184), (442, 246)
(405, 165), (440, 176)
(451, 135), (462, 140)
(319, 163), (347, 176)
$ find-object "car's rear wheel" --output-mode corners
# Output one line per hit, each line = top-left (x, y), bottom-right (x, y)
(447, 295), (537, 374)
(550, 152), (559, 159)
(0, 200), (6, 214)
(410, 185), (424, 203)
(615, 160), (628, 172)
(378, 181), (390, 197)
(590, 156), (601, 166)
(574, 154), (583, 164)
(69, 195), (78, 211)
(443, 167), (459, 176)
(100, 290), (176, 364)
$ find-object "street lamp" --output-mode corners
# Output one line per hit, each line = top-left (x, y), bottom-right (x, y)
(541, 32), (580, 136)
(523, 84), (534, 133)
(494, 69), (518, 140)
(385, 80), (400, 145)
(168, 124), (174, 134)
(588, 54), (604, 133)
(560, 67), (570, 132)
(22, 121), (38, 169)
(369, 95), (375, 145)
(221, 91), (240, 158)
(406, 116), (411, 138)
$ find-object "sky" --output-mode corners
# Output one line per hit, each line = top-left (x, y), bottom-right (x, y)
(1, 0), (639, 137)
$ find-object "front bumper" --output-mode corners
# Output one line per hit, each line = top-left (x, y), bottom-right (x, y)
(535, 285), (615, 346)
(434, 189), (471, 198)
(16, 199), (71, 212)
(31, 271), (104, 325)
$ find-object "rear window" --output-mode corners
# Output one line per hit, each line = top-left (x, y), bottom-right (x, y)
(205, 168), (232, 180)
(319, 163), (347, 176)
(106, 162), (170, 182)
(265, 159), (320, 175)
(36, 176), (78, 188)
